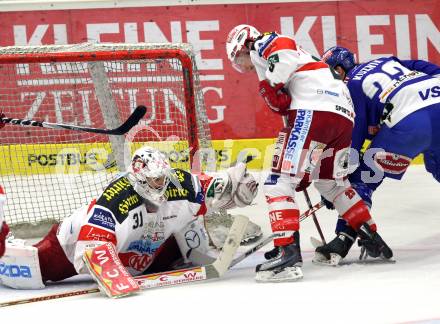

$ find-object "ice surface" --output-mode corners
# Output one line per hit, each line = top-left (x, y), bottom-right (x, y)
(1, 166), (440, 324)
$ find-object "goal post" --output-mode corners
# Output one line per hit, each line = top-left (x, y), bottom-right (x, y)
(0, 42), (212, 238)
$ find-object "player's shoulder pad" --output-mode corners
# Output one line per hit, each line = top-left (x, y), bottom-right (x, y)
(255, 32), (297, 59)
(166, 168), (204, 204)
(96, 175), (143, 224)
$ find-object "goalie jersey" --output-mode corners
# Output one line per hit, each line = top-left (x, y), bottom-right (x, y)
(56, 169), (206, 276)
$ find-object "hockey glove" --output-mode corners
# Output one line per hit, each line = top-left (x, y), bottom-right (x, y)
(258, 80), (291, 115)
(205, 163), (258, 210)
(294, 178), (311, 192)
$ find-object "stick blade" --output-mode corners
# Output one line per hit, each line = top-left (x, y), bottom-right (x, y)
(212, 214), (249, 276)
(111, 105), (147, 135)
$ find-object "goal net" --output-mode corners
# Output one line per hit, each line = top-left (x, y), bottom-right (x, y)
(0, 43), (212, 238)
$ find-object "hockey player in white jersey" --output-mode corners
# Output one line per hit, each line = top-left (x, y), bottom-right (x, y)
(0, 146), (258, 289)
(226, 24), (392, 282)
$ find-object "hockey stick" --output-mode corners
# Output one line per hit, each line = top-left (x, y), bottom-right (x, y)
(303, 189), (326, 244)
(0, 215), (248, 307)
(0, 105), (146, 135)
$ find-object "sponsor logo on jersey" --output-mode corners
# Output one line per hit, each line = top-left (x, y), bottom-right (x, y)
(128, 238), (163, 255)
(380, 70), (423, 101)
(102, 177), (132, 201)
(282, 109), (313, 174)
(118, 194), (140, 215)
(317, 89), (340, 97)
(78, 224), (117, 243)
(184, 230), (201, 249)
(165, 187), (189, 199)
(163, 214), (177, 221)
(118, 251), (152, 272)
(88, 207), (116, 231)
(335, 105), (355, 119)
(419, 85), (440, 101)
(0, 262), (32, 278)
(128, 254), (152, 272)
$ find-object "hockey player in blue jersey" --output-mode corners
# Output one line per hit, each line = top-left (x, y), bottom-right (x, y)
(314, 46), (440, 265)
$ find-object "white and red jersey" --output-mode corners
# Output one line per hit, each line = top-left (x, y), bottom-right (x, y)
(251, 32), (354, 122)
(56, 169), (206, 276)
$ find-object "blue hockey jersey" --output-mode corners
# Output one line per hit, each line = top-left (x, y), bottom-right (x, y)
(346, 57), (440, 152)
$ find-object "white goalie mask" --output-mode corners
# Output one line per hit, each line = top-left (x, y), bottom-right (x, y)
(127, 146), (172, 207)
(226, 24), (260, 73)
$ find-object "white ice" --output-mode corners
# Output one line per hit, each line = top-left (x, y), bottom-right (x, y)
(1, 165), (440, 324)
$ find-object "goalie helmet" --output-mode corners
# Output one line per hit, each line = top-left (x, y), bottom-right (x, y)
(127, 146), (171, 207)
(321, 46), (356, 74)
(226, 24), (260, 73)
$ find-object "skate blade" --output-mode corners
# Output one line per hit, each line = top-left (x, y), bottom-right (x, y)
(354, 256), (396, 265)
(255, 267), (303, 283)
(240, 231), (263, 245)
(312, 252), (342, 266)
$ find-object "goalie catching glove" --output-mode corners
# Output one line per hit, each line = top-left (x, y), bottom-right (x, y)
(259, 80), (291, 115)
(205, 163), (258, 211)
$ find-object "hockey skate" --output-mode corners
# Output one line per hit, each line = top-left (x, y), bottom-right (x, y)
(357, 223), (394, 260)
(313, 226), (357, 266)
(255, 232), (303, 283)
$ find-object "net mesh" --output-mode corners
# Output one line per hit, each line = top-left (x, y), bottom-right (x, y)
(0, 43), (211, 237)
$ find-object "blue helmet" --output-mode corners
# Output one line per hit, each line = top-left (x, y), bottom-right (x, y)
(321, 46), (356, 73)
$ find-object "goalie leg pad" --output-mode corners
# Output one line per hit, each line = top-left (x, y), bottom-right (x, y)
(174, 218), (211, 265)
(0, 240), (45, 289)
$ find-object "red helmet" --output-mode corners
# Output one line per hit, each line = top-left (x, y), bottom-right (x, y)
(226, 24), (260, 72)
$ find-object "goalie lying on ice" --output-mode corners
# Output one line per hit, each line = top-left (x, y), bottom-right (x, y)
(0, 146), (258, 289)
